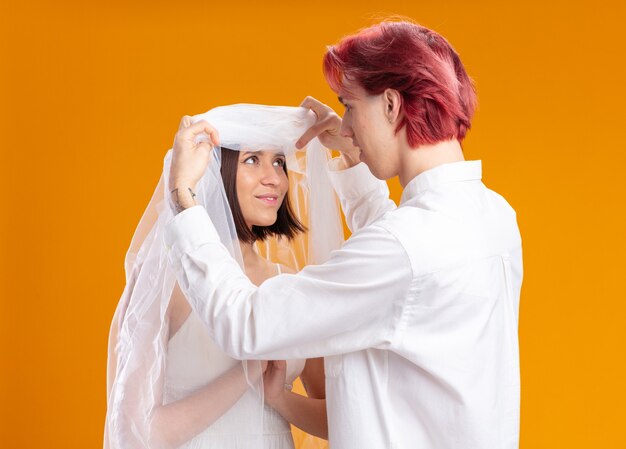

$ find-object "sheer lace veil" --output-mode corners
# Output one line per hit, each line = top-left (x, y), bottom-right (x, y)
(104, 104), (343, 448)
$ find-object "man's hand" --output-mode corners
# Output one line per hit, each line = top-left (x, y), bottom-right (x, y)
(169, 116), (220, 213)
(296, 96), (361, 168)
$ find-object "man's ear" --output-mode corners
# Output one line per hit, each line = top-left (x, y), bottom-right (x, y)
(384, 89), (402, 124)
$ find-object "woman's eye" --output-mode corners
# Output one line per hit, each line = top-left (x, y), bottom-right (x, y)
(244, 156), (257, 165)
(273, 159), (285, 167)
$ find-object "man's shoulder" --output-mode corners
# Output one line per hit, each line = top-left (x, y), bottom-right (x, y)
(374, 203), (450, 241)
(370, 193), (521, 276)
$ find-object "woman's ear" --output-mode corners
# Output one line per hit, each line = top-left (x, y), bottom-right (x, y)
(384, 89), (402, 124)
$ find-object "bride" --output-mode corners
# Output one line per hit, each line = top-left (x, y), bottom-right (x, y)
(104, 105), (343, 448)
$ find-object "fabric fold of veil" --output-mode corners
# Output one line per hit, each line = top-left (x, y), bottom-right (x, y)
(104, 104), (343, 449)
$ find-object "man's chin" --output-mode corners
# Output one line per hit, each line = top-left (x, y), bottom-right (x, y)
(362, 160), (386, 180)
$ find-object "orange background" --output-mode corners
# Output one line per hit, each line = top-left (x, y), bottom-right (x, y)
(1, 1), (625, 447)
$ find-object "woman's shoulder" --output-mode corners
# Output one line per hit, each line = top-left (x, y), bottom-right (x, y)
(251, 259), (297, 285)
(277, 263), (297, 275)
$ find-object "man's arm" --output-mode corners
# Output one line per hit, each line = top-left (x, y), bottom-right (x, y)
(165, 206), (412, 360)
(327, 158), (397, 233)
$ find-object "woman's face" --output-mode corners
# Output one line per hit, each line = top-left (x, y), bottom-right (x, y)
(236, 150), (289, 229)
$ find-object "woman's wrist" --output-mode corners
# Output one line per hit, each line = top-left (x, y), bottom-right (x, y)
(169, 186), (197, 214)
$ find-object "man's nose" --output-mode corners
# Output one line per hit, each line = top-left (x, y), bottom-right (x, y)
(340, 119), (353, 138)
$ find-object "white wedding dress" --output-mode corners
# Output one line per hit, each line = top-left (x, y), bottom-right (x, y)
(164, 308), (305, 449)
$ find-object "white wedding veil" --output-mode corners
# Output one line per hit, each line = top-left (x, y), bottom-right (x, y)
(104, 104), (343, 448)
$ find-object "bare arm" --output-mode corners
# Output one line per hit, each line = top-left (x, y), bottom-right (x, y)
(107, 283), (265, 449)
(269, 392), (328, 440)
(150, 284), (266, 448)
(300, 357), (325, 400)
(264, 359), (328, 440)
(151, 362), (257, 448)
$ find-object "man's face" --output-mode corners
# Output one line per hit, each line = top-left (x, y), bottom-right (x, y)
(337, 80), (400, 180)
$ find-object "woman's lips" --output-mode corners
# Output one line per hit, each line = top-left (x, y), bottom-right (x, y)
(255, 195), (279, 205)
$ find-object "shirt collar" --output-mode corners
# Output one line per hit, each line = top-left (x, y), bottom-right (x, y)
(400, 160), (483, 204)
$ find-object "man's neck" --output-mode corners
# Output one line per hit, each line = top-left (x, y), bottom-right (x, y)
(398, 139), (465, 187)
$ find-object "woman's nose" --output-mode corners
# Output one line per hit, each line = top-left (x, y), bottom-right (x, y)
(260, 163), (280, 185)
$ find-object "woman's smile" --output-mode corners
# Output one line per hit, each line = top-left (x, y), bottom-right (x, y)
(255, 193), (280, 206)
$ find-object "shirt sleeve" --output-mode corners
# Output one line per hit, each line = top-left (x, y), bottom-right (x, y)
(165, 206), (412, 360)
(326, 159), (397, 233)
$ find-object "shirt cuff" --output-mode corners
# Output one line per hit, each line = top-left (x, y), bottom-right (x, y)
(326, 159), (388, 200)
(164, 205), (222, 265)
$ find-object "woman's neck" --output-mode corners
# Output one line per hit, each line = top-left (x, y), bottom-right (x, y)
(239, 240), (261, 269)
(238, 239), (276, 286)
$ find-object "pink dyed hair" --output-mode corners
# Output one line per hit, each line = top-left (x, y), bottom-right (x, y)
(324, 21), (477, 147)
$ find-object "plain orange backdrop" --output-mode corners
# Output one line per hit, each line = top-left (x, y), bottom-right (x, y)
(1, 0), (625, 447)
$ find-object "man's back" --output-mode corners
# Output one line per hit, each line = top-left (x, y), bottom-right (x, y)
(326, 160), (522, 449)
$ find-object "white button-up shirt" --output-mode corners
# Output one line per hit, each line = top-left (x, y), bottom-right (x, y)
(165, 160), (523, 449)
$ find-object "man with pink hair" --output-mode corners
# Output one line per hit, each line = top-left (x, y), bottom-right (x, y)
(166, 20), (522, 449)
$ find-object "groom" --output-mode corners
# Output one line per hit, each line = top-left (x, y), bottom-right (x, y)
(166, 20), (522, 449)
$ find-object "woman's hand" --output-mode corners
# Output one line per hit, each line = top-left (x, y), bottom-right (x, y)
(296, 96), (361, 167)
(169, 116), (220, 212)
(263, 360), (288, 407)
